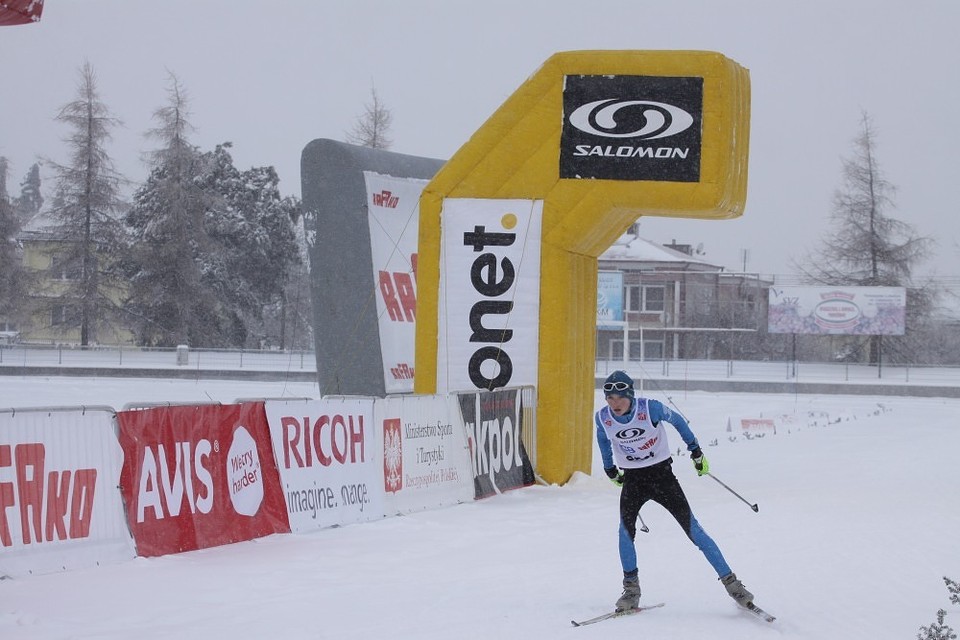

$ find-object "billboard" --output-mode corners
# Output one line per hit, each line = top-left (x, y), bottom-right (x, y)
(364, 172), (428, 394)
(768, 286), (906, 335)
(597, 270), (624, 329)
(437, 198), (542, 393)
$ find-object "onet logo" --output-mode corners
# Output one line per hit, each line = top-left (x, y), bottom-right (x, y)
(568, 99), (694, 140)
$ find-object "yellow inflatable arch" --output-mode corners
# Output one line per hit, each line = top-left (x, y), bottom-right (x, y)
(415, 50), (750, 484)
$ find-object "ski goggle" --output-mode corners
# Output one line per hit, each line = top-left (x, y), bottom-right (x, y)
(603, 381), (631, 392)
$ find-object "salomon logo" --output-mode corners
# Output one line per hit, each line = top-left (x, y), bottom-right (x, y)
(568, 99), (693, 139)
(616, 427), (646, 440)
(560, 74), (703, 182)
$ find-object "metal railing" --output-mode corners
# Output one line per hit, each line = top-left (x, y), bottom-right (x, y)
(0, 344), (316, 372)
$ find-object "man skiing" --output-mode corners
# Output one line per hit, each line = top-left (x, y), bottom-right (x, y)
(595, 370), (754, 612)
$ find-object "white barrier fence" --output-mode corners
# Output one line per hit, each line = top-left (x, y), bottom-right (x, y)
(0, 387), (536, 578)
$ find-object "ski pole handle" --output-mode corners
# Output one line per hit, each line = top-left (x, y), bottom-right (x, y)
(707, 472), (759, 512)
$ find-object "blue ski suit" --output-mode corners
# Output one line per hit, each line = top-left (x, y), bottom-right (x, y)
(595, 397), (732, 578)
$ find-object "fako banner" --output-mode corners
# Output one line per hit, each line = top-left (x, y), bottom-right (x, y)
(0, 408), (135, 577)
(560, 74), (703, 182)
(457, 389), (534, 499)
(117, 403), (290, 557)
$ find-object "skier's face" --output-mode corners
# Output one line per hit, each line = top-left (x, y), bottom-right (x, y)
(605, 393), (631, 416)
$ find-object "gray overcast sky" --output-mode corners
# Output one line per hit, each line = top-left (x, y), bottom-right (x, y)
(2, 0), (958, 279)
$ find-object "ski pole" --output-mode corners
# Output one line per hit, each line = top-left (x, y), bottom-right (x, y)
(638, 512), (650, 534)
(706, 473), (759, 512)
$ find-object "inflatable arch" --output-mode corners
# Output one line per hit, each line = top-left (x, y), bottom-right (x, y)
(414, 50), (750, 484)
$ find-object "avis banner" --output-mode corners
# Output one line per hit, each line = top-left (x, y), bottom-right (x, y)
(0, 408), (135, 577)
(263, 398), (383, 532)
(437, 198), (542, 393)
(117, 403), (290, 557)
(364, 172), (429, 394)
(377, 394), (474, 515)
(456, 389), (535, 499)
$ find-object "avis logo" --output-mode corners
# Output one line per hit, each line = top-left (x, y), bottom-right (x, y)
(0, 443), (97, 546)
(568, 99), (694, 140)
(136, 440), (214, 523)
(372, 190), (399, 208)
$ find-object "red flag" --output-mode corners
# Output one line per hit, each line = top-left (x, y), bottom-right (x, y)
(0, 0), (44, 26)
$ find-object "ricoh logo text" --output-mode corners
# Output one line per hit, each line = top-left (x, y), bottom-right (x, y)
(280, 414), (366, 469)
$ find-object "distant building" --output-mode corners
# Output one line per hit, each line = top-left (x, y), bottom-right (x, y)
(12, 212), (133, 345)
(597, 224), (772, 361)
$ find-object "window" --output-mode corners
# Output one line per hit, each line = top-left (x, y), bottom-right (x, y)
(625, 284), (666, 312)
(51, 304), (80, 327)
(50, 255), (81, 281)
(608, 336), (665, 361)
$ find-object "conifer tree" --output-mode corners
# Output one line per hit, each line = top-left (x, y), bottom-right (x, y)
(0, 158), (29, 329)
(46, 62), (127, 346)
(345, 85), (393, 150)
(15, 162), (44, 223)
(798, 112), (934, 365)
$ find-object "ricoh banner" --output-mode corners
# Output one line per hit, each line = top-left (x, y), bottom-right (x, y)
(377, 394), (474, 515)
(437, 198), (542, 393)
(768, 286), (906, 335)
(0, 408), (135, 577)
(117, 404), (290, 557)
(457, 389), (535, 498)
(364, 172), (429, 393)
(264, 398), (384, 532)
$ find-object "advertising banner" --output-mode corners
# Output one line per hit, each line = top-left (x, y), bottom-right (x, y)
(117, 403), (290, 557)
(378, 394), (474, 515)
(560, 74), (704, 182)
(364, 171), (429, 394)
(438, 198), (542, 393)
(264, 398), (383, 532)
(768, 286), (907, 335)
(456, 389), (535, 499)
(0, 408), (135, 577)
(597, 270), (624, 329)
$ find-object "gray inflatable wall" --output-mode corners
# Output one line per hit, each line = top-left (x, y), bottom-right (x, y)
(300, 139), (444, 397)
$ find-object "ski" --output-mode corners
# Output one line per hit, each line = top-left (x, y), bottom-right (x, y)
(571, 602), (665, 627)
(741, 602), (776, 623)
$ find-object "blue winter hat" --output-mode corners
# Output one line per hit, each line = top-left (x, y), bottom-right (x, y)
(602, 370), (635, 399)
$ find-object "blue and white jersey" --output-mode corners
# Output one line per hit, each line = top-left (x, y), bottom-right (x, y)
(595, 398), (699, 470)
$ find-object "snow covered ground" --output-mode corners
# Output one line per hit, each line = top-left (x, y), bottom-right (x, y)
(1, 376), (958, 639)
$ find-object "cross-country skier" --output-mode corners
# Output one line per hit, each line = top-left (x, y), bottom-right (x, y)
(595, 369), (754, 612)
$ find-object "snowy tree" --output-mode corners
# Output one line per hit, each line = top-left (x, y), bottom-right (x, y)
(195, 143), (301, 347)
(123, 73), (221, 347)
(125, 77), (303, 348)
(797, 112), (935, 365)
(15, 162), (43, 224)
(345, 85), (393, 149)
(46, 62), (128, 346)
(0, 158), (30, 328)
(917, 577), (958, 640)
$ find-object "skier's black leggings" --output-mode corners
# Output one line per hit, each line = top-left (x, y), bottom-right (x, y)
(617, 458), (731, 577)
